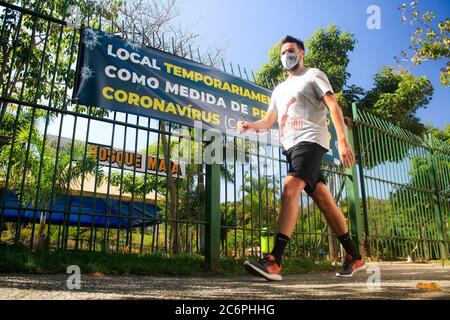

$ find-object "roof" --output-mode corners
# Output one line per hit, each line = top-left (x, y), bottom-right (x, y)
(0, 189), (162, 229)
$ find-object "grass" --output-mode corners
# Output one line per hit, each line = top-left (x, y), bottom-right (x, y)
(0, 245), (339, 276)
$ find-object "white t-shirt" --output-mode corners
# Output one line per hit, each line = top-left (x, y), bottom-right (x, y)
(268, 67), (333, 151)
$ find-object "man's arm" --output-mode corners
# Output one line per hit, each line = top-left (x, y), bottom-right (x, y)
(322, 92), (355, 168)
(237, 109), (278, 133)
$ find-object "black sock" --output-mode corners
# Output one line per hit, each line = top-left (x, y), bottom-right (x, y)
(337, 232), (361, 259)
(270, 233), (290, 266)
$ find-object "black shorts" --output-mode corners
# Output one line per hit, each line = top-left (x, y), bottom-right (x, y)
(282, 141), (328, 196)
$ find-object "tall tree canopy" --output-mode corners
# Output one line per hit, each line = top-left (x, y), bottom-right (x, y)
(359, 66), (433, 136)
(255, 24), (435, 135)
(255, 24), (356, 94)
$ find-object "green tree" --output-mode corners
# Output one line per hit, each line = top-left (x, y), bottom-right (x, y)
(400, 1), (450, 86)
(255, 24), (357, 114)
(359, 66), (434, 135)
(254, 25), (435, 134)
(340, 84), (366, 116)
(255, 42), (286, 88)
(426, 123), (450, 144)
(303, 24), (356, 93)
(240, 171), (280, 229)
(0, 0), (117, 121)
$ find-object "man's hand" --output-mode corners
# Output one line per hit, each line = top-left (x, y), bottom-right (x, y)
(237, 120), (251, 133)
(338, 138), (355, 168)
(236, 110), (278, 134)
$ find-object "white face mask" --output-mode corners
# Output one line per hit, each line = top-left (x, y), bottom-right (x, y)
(281, 52), (299, 71)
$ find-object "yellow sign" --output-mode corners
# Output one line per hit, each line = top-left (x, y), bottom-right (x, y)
(88, 144), (185, 178)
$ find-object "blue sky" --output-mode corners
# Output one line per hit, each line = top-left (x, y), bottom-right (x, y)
(175, 0), (449, 130)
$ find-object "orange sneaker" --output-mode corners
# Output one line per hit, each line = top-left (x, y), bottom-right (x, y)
(336, 254), (367, 278)
(243, 254), (282, 281)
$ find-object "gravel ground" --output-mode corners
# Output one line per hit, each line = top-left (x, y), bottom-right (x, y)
(0, 262), (449, 300)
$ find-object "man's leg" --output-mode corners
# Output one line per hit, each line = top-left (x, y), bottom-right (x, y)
(277, 176), (306, 237)
(311, 182), (366, 277)
(243, 176), (305, 281)
(270, 176), (306, 265)
(310, 182), (348, 237)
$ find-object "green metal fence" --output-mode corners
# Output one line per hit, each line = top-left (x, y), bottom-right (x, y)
(0, 0), (210, 255)
(0, 0), (448, 269)
(352, 104), (449, 260)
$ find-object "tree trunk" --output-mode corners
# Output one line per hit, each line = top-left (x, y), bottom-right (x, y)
(159, 121), (180, 254)
(0, 23), (21, 119)
(36, 210), (48, 249)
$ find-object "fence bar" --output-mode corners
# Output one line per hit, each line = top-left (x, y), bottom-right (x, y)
(205, 162), (220, 270)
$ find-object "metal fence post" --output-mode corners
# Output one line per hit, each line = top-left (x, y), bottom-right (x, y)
(345, 119), (364, 257)
(205, 163), (221, 270)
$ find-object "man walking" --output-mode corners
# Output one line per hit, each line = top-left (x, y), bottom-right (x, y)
(238, 35), (366, 281)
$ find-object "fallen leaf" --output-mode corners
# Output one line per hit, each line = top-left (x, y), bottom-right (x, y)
(416, 282), (441, 291)
(90, 272), (104, 277)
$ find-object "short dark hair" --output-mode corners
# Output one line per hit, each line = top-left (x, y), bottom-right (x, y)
(280, 35), (305, 51)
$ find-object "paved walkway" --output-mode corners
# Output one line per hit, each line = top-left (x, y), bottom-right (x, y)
(0, 262), (449, 300)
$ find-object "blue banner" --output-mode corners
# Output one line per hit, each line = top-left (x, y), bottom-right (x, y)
(73, 28), (340, 165)
(74, 28), (273, 132)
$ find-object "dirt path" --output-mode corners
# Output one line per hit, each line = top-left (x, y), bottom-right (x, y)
(0, 262), (449, 300)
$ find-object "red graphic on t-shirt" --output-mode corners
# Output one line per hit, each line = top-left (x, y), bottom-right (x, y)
(280, 96), (297, 137)
(286, 116), (304, 132)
